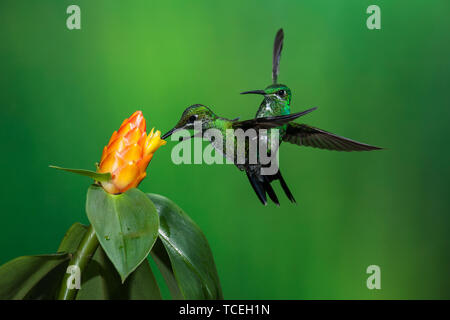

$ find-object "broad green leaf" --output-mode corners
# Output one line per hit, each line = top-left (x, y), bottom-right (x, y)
(77, 247), (162, 300)
(150, 239), (184, 299)
(147, 193), (223, 299)
(60, 222), (161, 299)
(87, 185), (159, 283)
(0, 223), (87, 300)
(49, 165), (111, 182)
(24, 262), (68, 300)
(21, 222), (90, 300)
(57, 222), (161, 299)
(0, 253), (69, 300)
(57, 222), (89, 253)
(124, 257), (162, 299)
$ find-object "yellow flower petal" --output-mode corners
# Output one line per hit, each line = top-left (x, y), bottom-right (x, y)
(128, 111), (144, 129)
(101, 181), (120, 194)
(108, 140), (124, 155)
(97, 111), (165, 194)
(99, 146), (108, 163)
(124, 126), (142, 145)
(137, 154), (153, 172)
(145, 131), (166, 155)
(107, 131), (118, 146)
(114, 162), (139, 191)
(99, 151), (123, 174)
(120, 143), (143, 163)
(117, 122), (133, 139)
(125, 172), (147, 190)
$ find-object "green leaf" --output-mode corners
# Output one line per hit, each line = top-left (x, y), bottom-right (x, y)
(21, 224), (90, 300)
(57, 222), (89, 253)
(0, 223), (88, 300)
(77, 247), (162, 300)
(49, 165), (111, 182)
(57, 222), (161, 299)
(0, 222), (161, 300)
(24, 261), (69, 300)
(0, 253), (69, 300)
(147, 193), (223, 299)
(86, 185), (159, 283)
(31, 222), (160, 300)
(150, 239), (184, 299)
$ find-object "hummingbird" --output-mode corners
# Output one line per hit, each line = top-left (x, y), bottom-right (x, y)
(161, 104), (318, 205)
(239, 28), (382, 204)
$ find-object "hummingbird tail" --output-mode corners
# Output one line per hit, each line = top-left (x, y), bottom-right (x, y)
(246, 170), (267, 206)
(263, 176), (280, 206)
(269, 169), (296, 204)
(277, 170), (296, 204)
(246, 170), (282, 206)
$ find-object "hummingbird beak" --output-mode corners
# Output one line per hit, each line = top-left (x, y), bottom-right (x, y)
(162, 127), (177, 139)
(240, 90), (265, 95)
(162, 121), (190, 139)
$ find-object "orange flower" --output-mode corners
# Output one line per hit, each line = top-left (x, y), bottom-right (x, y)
(97, 111), (166, 194)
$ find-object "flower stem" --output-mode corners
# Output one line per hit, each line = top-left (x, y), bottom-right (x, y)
(56, 225), (99, 300)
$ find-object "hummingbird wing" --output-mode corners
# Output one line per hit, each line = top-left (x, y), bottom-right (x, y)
(233, 107), (317, 130)
(272, 28), (284, 84)
(283, 123), (382, 151)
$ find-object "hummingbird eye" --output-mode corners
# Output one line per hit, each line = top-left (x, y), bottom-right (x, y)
(188, 115), (198, 123)
(277, 90), (287, 97)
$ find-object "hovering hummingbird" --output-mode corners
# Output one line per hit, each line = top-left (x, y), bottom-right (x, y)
(239, 28), (382, 204)
(162, 105), (318, 205)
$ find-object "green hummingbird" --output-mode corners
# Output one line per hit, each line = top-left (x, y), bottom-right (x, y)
(239, 28), (382, 204)
(162, 104), (318, 205)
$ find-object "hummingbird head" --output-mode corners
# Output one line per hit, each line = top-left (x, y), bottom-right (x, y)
(162, 104), (217, 139)
(240, 84), (291, 105)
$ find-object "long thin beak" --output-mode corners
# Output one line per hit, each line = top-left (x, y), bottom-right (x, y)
(162, 128), (176, 139)
(240, 90), (265, 95)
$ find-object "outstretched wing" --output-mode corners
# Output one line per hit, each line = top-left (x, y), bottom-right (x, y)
(272, 28), (284, 84)
(234, 107), (317, 130)
(283, 123), (382, 151)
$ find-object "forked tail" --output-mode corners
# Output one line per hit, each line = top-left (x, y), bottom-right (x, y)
(245, 168), (295, 206)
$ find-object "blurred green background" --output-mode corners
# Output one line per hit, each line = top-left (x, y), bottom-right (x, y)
(1, 0), (449, 299)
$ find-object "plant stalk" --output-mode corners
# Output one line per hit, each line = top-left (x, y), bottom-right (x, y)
(56, 224), (99, 300)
